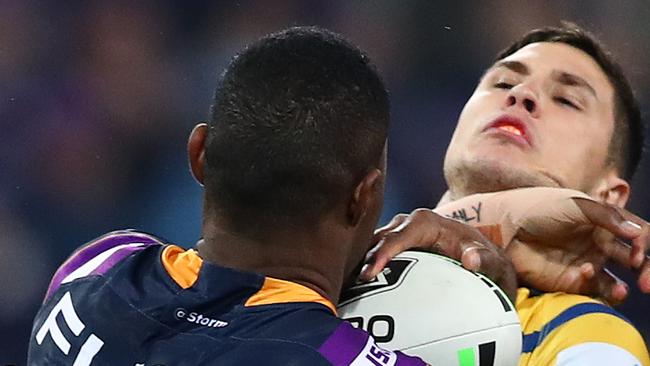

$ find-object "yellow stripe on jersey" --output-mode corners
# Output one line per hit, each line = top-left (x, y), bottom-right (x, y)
(245, 277), (337, 315)
(516, 288), (650, 366)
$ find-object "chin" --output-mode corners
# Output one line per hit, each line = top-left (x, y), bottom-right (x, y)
(444, 156), (557, 197)
(471, 140), (531, 160)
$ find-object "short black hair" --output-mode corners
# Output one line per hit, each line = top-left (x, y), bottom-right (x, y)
(496, 22), (644, 180)
(205, 26), (389, 232)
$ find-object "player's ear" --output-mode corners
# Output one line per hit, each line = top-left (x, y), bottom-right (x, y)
(348, 168), (384, 226)
(188, 123), (208, 186)
(593, 168), (630, 207)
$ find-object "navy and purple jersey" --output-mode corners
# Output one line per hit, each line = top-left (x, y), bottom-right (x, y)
(28, 230), (427, 365)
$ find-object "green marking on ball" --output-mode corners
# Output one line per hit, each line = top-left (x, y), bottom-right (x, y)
(457, 347), (476, 366)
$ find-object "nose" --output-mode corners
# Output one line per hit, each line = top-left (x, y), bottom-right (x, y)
(504, 84), (540, 118)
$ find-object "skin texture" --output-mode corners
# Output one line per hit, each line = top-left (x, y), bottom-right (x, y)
(188, 123), (386, 305)
(432, 187), (649, 304)
(367, 42), (650, 304)
(444, 42), (628, 203)
(439, 42), (649, 301)
(190, 123), (518, 303)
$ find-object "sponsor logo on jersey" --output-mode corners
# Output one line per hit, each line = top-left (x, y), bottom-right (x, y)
(174, 308), (228, 328)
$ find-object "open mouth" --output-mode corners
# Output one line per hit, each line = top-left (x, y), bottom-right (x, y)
(496, 124), (523, 136)
(485, 116), (531, 146)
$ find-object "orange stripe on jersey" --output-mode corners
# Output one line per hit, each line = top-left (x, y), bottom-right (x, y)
(161, 245), (203, 289)
(245, 277), (337, 315)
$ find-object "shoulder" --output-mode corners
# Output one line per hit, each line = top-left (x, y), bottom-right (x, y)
(517, 288), (649, 366)
(43, 229), (166, 302)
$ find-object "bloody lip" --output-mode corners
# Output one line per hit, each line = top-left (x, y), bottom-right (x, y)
(483, 115), (533, 147)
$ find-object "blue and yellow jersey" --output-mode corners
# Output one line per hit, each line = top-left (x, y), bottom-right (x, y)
(516, 287), (650, 366)
(28, 230), (426, 366)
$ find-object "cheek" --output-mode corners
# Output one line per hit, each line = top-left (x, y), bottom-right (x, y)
(540, 123), (610, 185)
(448, 93), (488, 147)
(457, 92), (489, 128)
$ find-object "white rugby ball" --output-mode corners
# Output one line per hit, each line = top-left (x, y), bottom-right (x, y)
(338, 251), (521, 366)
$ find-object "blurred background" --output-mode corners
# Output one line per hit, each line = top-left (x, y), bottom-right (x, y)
(3, 0), (650, 363)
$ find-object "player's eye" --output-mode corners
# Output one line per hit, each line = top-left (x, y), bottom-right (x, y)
(494, 82), (514, 89)
(554, 96), (581, 110)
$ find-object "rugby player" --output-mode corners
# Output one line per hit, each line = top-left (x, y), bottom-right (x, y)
(28, 26), (517, 365)
(365, 24), (650, 365)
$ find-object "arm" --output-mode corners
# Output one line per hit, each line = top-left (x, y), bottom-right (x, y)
(318, 321), (430, 365)
(360, 207), (518, 301)
(432, 187), (650, 304)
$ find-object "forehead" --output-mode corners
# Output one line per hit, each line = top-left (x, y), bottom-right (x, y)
(493, 42), (614, 100)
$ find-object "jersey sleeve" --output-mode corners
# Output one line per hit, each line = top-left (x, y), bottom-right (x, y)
(29, 230), (168, 366)
(521, 301), (650, 366)
(317, 321), (428, 366)
(43, 230), (164, 302)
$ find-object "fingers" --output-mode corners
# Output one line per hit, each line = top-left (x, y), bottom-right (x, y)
(629, 224), (650, 270)
(361, 209), (443, 281)
(574, 198), (648, 269)
(460, 245), (482, 271)
(610, 206), (649, 269)
(365, 213), (410, 263)
(374, 213), (409, 238)
(461, 243), (518, 302)
(592, 233), (633, 269)
(574, 199), (642, 239)
(587, 266), (629, 306)
(362, 209), (485, 280)
(603, 238), (650, 294)
(361, 209), (518, 302)
(638, 259), (650, 293)
(369, 213), (409, 257)
(579, 262), (595, 279)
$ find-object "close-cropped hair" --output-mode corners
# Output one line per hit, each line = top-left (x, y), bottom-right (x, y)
(496, 22), (643, 180)
(206, 26), (390, 231)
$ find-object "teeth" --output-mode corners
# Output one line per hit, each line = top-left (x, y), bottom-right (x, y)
(497, 125), (522, 136)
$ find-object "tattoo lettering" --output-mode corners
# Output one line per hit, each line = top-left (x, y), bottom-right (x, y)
(446, 202), (482, 223)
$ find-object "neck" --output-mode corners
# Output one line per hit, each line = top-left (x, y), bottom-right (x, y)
(196, 220), (349, 305)
(442, 160), (565, 205)
(436, 190), (455, 207)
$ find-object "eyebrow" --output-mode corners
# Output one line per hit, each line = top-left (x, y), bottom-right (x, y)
(492, 60), (530, 76)
(552, 71), (598, 100)
(489, 60), (598, 100)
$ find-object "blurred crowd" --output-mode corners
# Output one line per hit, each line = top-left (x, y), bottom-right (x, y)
(3, 0), (650, 363)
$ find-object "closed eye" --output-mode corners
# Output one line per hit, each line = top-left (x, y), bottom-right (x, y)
(494, 82), (514, 89)
(554, 96), (581, 110)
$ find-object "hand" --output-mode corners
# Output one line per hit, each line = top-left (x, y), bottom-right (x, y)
(510, 198), (649, 305)
(361, 209), (518, 302)
(434, 187), (650, 305)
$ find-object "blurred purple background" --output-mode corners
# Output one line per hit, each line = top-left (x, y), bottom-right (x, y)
(3, 1), (650, 363)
